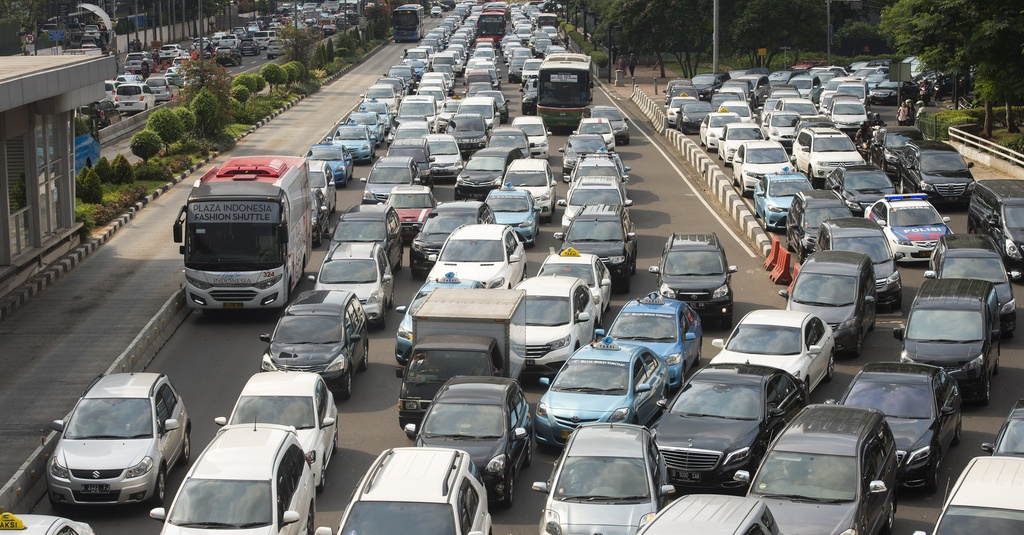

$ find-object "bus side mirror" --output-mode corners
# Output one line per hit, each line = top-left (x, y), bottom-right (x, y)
(279, 224), (289, 244)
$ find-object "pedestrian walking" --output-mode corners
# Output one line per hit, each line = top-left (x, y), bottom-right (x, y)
(915, 100), (927, 126)
(897, 101), (909, 126)
(627, 53), (638, 77)
(616, 54), (627, 73)
(610, 44), (619, 65)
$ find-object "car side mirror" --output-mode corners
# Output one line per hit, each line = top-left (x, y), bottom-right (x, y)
(968, 162), (974, 168)
(552, 232), (565, 240)
(924, 270), (937, 279)
(865, 295), (875, 303)
(214, 416), (228, 426)
(1011, 270), (1023, 281)
(625, 199), (634, 207)
(576, 312), (591, 323)
(734, 157), (743, 163)
(404, 423), (417, 440)
(514, 427), (528, 440)
(539, 376), (551, 386)
(556, 199), (567, 207)
(558, 147), (564, 152)
(260, 333), (271, 342)
(428, 254), (438, 261)
(627, 231), (637, 241)
(50, 419), (65, 432)
(163, 418), (180, 432)
(877, 219), (887, 227)
(307, 274), (316, 282)
(892, 327), (904, 340)
(868, 480), (887, 494)
(733, 470), (750, 484)
(636, 383), (652, 393)
(150, 508), (167, 521)
(510, 254), (522, 262)
(768, 407), (785, 417)
(684, 332), (696, 341)
(360, 177), (367, 182)
(779, 289), (789, 298)
(986, 215), (1000, 225)
(982, 442), (995, 453)
(282, 511), (301, 526)
(808, 344), (823, 355)
(601, 278), (612, 287)
(940, 405), (955, 416)
(659, 484), (676, 497)
(893, 252), (904, 260)
(648, 266), (661, 274)
(532, 481), (549, 493)
(711, 338), (725, 349)
(942, 216), (951, 223)
(383, 274), (394, 283)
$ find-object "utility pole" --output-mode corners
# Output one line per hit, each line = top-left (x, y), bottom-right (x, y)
(826, 0), (831, 65)
(712, 0), (719, 73)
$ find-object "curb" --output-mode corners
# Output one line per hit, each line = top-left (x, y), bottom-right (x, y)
(628, 87), (772, 258)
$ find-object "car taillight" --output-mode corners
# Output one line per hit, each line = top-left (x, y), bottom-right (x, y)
(139, 95), (145, 101)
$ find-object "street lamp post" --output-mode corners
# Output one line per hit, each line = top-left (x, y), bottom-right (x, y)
(712, 0), (719, 74)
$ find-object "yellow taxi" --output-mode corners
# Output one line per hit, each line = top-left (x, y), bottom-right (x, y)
(0, 513), (93, 534)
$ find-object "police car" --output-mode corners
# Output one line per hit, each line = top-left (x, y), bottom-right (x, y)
(0, 513), (93, 535)
(604, 292), (703, 390)
(865, 193), (952, 261)
(536, 248), (612, 324)
(485, 185), (540, 246)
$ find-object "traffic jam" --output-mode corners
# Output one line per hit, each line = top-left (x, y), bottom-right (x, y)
(20, 2), (1024, 535)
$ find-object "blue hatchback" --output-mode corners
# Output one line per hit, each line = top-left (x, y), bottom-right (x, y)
(535, 337), (668, 446)
(393, 273), (485, 364)
(754, 171), (813, 231)
(306, 144), (354, 187)
(329, 124), (375, 164)
(485, 186), (540, 245)
(604, 293), (702, 390)
(347, 111), (386, 147)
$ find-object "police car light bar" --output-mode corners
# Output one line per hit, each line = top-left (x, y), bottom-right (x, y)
(883, 194), (928, 201)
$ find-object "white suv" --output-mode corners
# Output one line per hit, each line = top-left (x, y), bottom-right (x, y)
(427, 223), (527, 289)
(151, 424), (315, 535)
(515, 276), (597, 373)
(577, 118), (616, 149)
(315, 448), (492, 535)
(504, 158), (557, 222)
(558, 176), (632, 231)
(792, 127), (866, 187)
(732, 140), (792, 195)
(511, 116), (551, 158)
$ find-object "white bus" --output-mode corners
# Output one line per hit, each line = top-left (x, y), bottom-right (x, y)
(173, 156), (312, 310)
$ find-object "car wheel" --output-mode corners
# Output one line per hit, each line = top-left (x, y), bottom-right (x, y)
(523, 438), (533, 468)
(150, 466), (167, 505)
(925, 450), (941, 493)
(979, 372), (991, 406)
(721, 314), (733, 329)
(951, 413), (964, 446)
(851, 333), (863, 358)
(395, 248), (403, 272)
(498, 470), (515, 508)
(824, 350), (835, 382)
(178, 428), (191, 467)
(357, 338), (369, 372)
(880, 497), (895, 535)
(623, 135), (630, 145)
(804, 376), (812, 399)
(337, 370), (353, 400)
(305, 503), (315, 534)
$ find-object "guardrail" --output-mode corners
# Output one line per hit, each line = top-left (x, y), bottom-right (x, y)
(948, 126), (1024, 180)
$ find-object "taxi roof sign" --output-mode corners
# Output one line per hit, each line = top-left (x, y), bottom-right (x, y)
(592, 336), (621, 350)
(0, 513), (25, 530)
(560, 247), (580, 257)
(637, 292), (665, 305)
(883, 193), (928, 202)
(501, 182), (515, 190)
(437, 271), (460, 283)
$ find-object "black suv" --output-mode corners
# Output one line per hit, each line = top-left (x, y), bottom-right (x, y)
(648, 233), (737, 328)
(868, 126), (923, 175)
(455, 147), (525, 200)
(553, 204), (637, 292)
(816, 217), (903, 311)
(897, 140), (975, 206)
(410, 201), (495, 279)
(825, 165), (896, 216)
(239, 38), (260, 56)
(926, 234), (1018, 337)
(654, 363), (807, 495)
(894, 278), (1000, 405)
(331, 205), (403, 272)
(786, 190), (853, 262)
(967, 179), (1024, 272)
(740, 404), (898, 535)
(447, 113), (489, 155)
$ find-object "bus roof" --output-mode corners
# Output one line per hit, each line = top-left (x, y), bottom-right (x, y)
(542, 53), (592, 65)
(394, 4), (423, 10)
(192, 156), (306, 198)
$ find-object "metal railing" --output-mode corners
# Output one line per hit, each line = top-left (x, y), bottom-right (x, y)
(948, 126), (1024, 168)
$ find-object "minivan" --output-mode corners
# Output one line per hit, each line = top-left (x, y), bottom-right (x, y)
(894, 278), (1000, 405)
(926, 234), (1018, 337)
(816, 217), (903, 311)
(252, 30), (277, 48)
(915, 456), (1024, 535)
(967, 179), (1024, 272)
(781, 250), (876, 356)
(786, 190), (853, 262)
(637, 495), (781, 535)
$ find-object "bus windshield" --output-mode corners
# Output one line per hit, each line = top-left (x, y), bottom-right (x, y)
(392, 11), (418, 28)
(185, 201), (282, 269)
(539, 70), (589, 107)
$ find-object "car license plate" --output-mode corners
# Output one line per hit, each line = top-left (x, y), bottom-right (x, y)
(526, 359), (535, 366)
(561, 429), (572, 439)
(689, 302), (704, 309)
(670, 470), (702, 482)
(223, 302), (243, 309)
(913, 250), (932, 258)
(81, 484), (109, 493)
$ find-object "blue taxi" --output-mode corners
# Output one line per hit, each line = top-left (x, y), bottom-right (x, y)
(485, 185), (540, 246)
(753, 170), (813, 231)
(866, 193), (952, 261)
(305, 144), (354, 187)
(604, 293), (702, 389)
(359, 99), (394, 134)
(328, 124), (375, 164)
(535, 337), (668, 446)
(393, 273), (485, 364)
(347, 110), (386, 147)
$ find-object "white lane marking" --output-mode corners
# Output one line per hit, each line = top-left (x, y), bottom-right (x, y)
(597, 86), (757, 258)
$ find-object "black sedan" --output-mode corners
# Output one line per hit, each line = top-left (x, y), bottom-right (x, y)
(676, 101), (713, 134)
(310, 189), (329, 247)
(824, 165), (896, 216)
(983, 398), (1024, 456)
(839, 362), (962, 492)
(406, 377), (532, 508)
(652, 363), (807, 495)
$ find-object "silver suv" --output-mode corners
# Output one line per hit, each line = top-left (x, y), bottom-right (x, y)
(47, 373), (190, 506)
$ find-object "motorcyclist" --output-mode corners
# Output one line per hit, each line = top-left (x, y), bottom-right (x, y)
(855, 121), (872, 152)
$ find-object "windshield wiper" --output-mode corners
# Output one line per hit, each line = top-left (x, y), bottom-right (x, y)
(173, 521), (249, 528)
(622, 336), (673, 342)
(759, 492), (848, 503)
(426, 433), (475, 439)
(793, 300), (844, 307)
(69, 434), (125, 439)
(911, 338), (968, 343)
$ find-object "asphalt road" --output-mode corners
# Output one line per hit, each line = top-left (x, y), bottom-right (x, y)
(25, 36), (1024, 535)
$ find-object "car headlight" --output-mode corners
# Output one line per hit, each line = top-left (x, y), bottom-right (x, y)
(362, 143), (371, 151)
(665, 353), (681, 365)
(771, 129), (779, 136)
(398, 325), (413, 340)
(492, 177), (504, 186)
(538, 191), (551, 201)
(485, 454), (507, 473)
(920, 182), (935, 192)
(768, 204), (785, 213)
(723, 447), (750, 466)
(403, 400), (420, 410)
(261, 354), (278, 371)
(49, 457), (69, 479)
(186, 274), (212, 290)
(897, 239), (913, 246)
(363, 190), (376, 201)
(963, 355), (984, 371)
(838, 530), (857, 535)
(837, 318), (858, 331)
(518, 220), (533, 228)
(887, 270), (901, 283)
(125, 456), (154, 478)
(608, 407), (631, 422)
(536, 401), (547, 417)
(885, 153), (898, 162)
(253, 273), (283, 289)
(660, 283), (676, 298)
(325, 354), (349, 373)
(543, 510), (562, 535)
(1006, 239), (1022, 259)
(607, 255), (626, 264)
(563, 157), (576, 166)
(549, 334), (571, 351)
(488, 277), (506, 289)
(639, 512), (656, 528)
(712, 283), (729, 299)
(845, 199), (861, 210)
(905, 445), (930, 465)
(1002, 299), (1016, 314)
(367, 291), (380, 304)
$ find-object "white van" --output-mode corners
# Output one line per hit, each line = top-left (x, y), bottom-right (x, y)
(253, 30), (278, 49)
(915, 456), (1024, 535)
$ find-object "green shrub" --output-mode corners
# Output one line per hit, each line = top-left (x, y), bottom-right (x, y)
(146, 108), (185, 147)
(111, 154), (135, 185)
(589, 50), (609, 68)
(130, 129), (163, 162)
(93, 156), (113, 183)
(76, 167), (103, 203)
(169, 137), (203, 156)
(326, 39), (335, 62)
(209, 131), (237, 152)
(292, 80), (321, 96)
(190, 88), (222, 139)
(75, 200), (96, 236)
(232, 73), (261, 94)
(1004, 133), (1024, 155)
(173, 107), (196, 133)
(261, 63), (287, 91)
(283, 62), (300, 84)
(232, 85), (252, 104)
(134, 162), (174, 183)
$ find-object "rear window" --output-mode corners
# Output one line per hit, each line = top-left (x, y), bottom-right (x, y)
(117, 85), (142, 96)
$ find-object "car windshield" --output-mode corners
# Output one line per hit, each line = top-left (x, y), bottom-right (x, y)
(460, 104), (492, 117)
(691, 74), (718, 85)
(726, 128), (762, 141)
(538, 263), (595, 285)
(1004, 207), (1024, 229)
(524, 60), (542, 70)
(842, 380), (932, 419)
(525, 296), (571, 326)
(771, 114), (800, 127)
(365, 87), (394, 99)
(423, 402), (504, 438)
(440, 238), (504, 262)
(516, 122), (546, 136)
(683, 102), (713, 113)
(575, 165), (619, 178)
(390, 193), (433, 209)
(553, 456), (649, 500)
(452, 118), (486, 132)
(230, 396), (316, 429)
(884, 132), (921, 149)
(399, 102), (436, 117)
(805, 206), (852, 228)
(791, 273), (857, 306)
(335, 128), (368, 140)
(941, 256), (1008, 283)
(833, 237), (891, 264)
(274, 315), (343, 344)
(341, 502), (456, 535)
(308, 147), (345, 160)
(333, 221), (384, 242)
(906, 309), (983, 342)
(836, 85), (865, 98)
(888, 206), (943, 227)
(721, 105), (750, 118)
(751, 451), (857, 502)
(663, 250), (724, 276)
(815, 136), (857, 152)
(785, 102), (818, 115)
(490, 135), (526, 149)
(747, 147), (789, 164)
(551, 359), (628, 393)
(466, 156), (507, 172)
(726, 324), (801, 355)
(710, 115), (741, 128)
(670, 381), (761, 419)
(568, 189), (622, 206)
(406, 350), (493, 382)
(348, 113), (378, 126)
(833, 103), (866, 115)
(790, 78), (812, 89)
(389, 148), (427, 162)
(429, 139), (460, 155)
(488, 196), (531, 212)
(995, 420), (1024, 455)
(320, 259), (378, 284)
(921, 152), (970, 173)
(769, 178), (812, 197)
(505, 170), (548, 187)
(421, 213), (476, 235)
(845, 172), (893, 191)
(567, 220), (624, 242)
(167, 480), (271, 528)
(592, 108), (624, 121)
(608, 312), (677, 342)
(933, 506), (1024, 535)
(368, 167), (411, 184)
(568, 137), (607, 152)
(66, 398), (152, 439)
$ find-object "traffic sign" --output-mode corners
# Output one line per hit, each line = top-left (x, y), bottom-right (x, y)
(757, 48), (767, 56)
(22, 33), (34, 44)
(48, 30), (65, 41)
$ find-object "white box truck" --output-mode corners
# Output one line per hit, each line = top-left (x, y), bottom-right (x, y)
(396, 288), (526, 429)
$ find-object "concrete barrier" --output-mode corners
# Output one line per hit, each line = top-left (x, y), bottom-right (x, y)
(0, 290), (190, 514)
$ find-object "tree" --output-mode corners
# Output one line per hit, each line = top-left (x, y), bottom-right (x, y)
(110, 154), (136, 185)
(173, 107), (197, 133)
(731, 0), (824, 70)
(76, 167), (103, 204)
(277, 25), (321, 68)
(190, 88), (224, 139)
(130, 130), (163, 162)
(261, 63), (287, 93)
(232, 73), (261, 94)
(93, 156), (113, 183)
(178, 58), (233, 114)
(146, 108), (185, 149)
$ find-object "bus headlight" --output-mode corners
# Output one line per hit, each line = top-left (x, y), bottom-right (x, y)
(186, 275), (212, 290)
(253, 273), (283, 289)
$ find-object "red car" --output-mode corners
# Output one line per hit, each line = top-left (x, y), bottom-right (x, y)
(385, 185), (436, 243)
